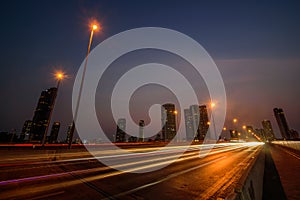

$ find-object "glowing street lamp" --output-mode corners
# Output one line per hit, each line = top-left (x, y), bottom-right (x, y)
(210, 102), (216, 108)
(42, 71), (65, 146)
(69, 21), (100, 149)
(173, 110), (180, 142)
(92, 24), (98, 31)
(233, 118), (238, 123)
(209, 101), (218, 141)
(242, 125), (246, 130)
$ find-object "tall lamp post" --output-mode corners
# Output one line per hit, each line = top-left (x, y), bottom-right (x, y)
(68, 23), (99, 149)
(210, 102), (217, 141)
(41, 72), (64, 146)
(174, 110), (179, 142)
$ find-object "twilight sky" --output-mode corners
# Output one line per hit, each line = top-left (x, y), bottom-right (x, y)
(0, 0), (299, 140)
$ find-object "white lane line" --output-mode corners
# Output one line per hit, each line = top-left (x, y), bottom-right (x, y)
(103, 156), (227, 199)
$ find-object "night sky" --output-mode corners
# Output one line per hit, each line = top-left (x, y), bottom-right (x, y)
(0, 0), (299, 140)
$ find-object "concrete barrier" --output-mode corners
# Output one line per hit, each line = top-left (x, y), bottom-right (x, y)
(272, 141), (300, 151)
(226, 147), (265, 200)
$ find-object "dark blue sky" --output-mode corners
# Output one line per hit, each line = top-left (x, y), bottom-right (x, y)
(0, 0), (299, 140)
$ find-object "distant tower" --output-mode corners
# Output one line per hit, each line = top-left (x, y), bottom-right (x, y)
(230, 129), (238, 140)
(262, 120), (275, 141)
(20, 120), (32, 142)
(49, 122), (60, 143)
(116, 118), (126, 142)
(199, 105), (209, 140)
(66, 123), (74, 144)
(139, 120), (145, 142)
(184, 109), (194, 141)
(186, 105), (209, 141)
(30, 87), (58, 143)
(190, 105), (200, 140)
(289, 129), (299, 139)
(273, 108), (291, 139)
(161, 104), (176, 142)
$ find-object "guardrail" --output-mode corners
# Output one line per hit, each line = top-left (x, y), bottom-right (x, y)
(272, 141), (300, 151)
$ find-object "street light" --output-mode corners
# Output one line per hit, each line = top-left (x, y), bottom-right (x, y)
(210, 102), (217, 141)
(69, 21), (99, 149)
(210, 102), (216, 108)
(233, 118), (238, 123)
(41, 72), (65, 146)
(174, 110), (180, 142)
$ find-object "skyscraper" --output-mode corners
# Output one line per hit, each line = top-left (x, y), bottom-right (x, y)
(49, 122), (60, 143)
(190, 105), (200, 140)
(30, 87), (58, 143)
(20, 120), (32, 142)
(66, 123), (74, 144)
(199, 105), (209, 140)
(185, 105), (209, 141)
(262, 120), (275, 141)
(184, 109), (194, 141)
(273, 108), (291, 139)
(116, 118), (126, 142)
(139, 120), (145, 142)
(161, 103), (176, 142)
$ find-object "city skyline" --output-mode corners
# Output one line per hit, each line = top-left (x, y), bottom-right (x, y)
(0, 1), (299, 140)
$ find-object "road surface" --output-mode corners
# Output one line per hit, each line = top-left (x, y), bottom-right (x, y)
(0, 142), (263, 199)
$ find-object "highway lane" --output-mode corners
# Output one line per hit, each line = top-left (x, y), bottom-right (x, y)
(0, 142), (263, 199)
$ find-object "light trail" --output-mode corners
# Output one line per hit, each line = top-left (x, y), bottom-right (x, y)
(0, 143), (263, 199)
(0, 143), (262, 185)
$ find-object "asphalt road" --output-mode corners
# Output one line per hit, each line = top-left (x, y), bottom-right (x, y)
(0, 142), (263, 200)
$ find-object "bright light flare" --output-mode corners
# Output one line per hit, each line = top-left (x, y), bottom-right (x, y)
(55, 72), (64, 80)
(92, 24), (98, 30)
(89, 19), (101, 32)
(210, 102), (216, 108)
(233, 118), (238, 123)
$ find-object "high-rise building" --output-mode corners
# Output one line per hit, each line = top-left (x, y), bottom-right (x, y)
(230, 129), (238, 140)
(116, 118), (126, 142)
(139, 120), (145, 142)
(184, 109), (194, 141)
(30, 87), (58, 143)
(161, 103), (176, 142)
(273, 108), (291, 139)
(184, 105), (209, 141)
(20, 120), (32, 142)
(255, 128), (265, 141)
(66, 123), (74, 144)
(49, 122), (60, 143)
(199, 105), (209, 140)
(289, 129), (299, 139)
(262, 120), (275, 141)
(190, 105), (200, 140)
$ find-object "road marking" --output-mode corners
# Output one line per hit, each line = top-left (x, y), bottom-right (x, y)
(102, 156), (227, 199)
